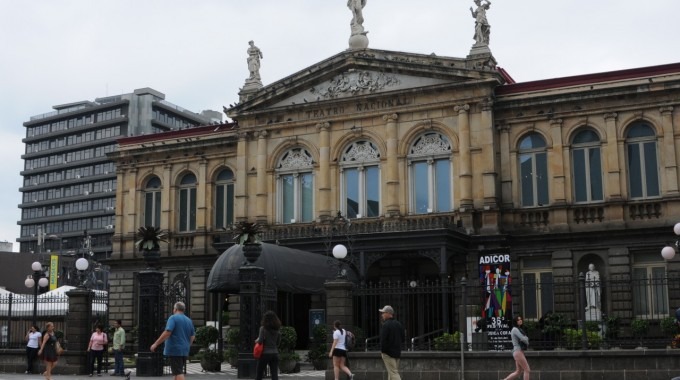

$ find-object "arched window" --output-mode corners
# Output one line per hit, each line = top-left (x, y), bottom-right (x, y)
(215, 169), (234, 228)
(571, 129), (603, 203)
(519, 133), (548, 207)
(340, 140), (380, 218)
(626, 122), (660, 199)
(144, 176), (161, 227)
(408, 132), (453, 213)
(178, 173), (197, 232)
(277, 148), (314, 224)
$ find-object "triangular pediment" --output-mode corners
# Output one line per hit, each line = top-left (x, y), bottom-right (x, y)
(227, 48), (502, 117)
(271, 70), (451, 107)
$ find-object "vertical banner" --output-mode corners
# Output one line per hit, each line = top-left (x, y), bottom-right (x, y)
(479, 251), (512, 350)
(49, 255), (59, 290)
(309, 309), (325, 339)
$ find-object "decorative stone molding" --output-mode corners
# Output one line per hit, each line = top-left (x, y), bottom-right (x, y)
(257, 130), (268, 139)
(277, 148), (313, 170)
(660, 106), (674, 115)
(310, 71), (400, 100)
(549, 118), (563, 127)
(604, 112), (618, 121)
(316, 122), (330, 131)
(455, 104), (470, 114)
(383, 113), (399, 122)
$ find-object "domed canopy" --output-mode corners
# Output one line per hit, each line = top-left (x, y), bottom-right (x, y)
(207, 242), (356, 294)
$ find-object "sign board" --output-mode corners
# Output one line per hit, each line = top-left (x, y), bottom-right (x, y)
(309, 309), (325, 339)
(49, 255), (59, 290)
(479, 251), (512, 350)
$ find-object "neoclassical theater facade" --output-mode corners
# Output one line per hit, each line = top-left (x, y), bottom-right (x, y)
(106, 44), (680, 341)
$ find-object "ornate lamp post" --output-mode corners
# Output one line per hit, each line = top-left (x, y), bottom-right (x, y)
(332, 244), (348, 279)
(24, 261), (49, 326)
(661, 222), (680, 260)
(75, 257), (89, 288)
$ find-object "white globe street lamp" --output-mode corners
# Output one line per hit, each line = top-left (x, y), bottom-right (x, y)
(76, 257), (90, 288)
(25, 261), (48, 326)
(661, 222), (680, 260)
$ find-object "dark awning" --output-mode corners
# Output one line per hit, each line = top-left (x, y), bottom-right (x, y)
(206, 243), (356, 294)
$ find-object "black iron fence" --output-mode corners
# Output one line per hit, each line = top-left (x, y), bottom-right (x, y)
(353, 274), (680, 351)
(0, 290), (109, 349)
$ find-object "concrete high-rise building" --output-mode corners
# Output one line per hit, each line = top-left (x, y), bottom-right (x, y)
(18, 88), (215, 262)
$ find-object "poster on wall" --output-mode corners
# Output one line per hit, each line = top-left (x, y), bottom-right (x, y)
(479, 251), (512, 351)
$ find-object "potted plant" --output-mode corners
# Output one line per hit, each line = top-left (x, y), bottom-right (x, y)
(541, 312), (568, 349)
(278, 326), (300, 373)
(660, 317), (679, 347)
(631, 319), (649, 348)
(224, 327), (240, 367)
(232, 221), (264, 264)
(195, 325), (222, 372)
(433, 331), (461, 351)
(306, 324), (329, 370)
(135, 226), (168, 268)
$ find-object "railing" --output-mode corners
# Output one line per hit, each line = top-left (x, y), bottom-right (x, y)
(364, 335), (379, 352)
(0, 290), (109, 349)
(411, 328), (446, 351)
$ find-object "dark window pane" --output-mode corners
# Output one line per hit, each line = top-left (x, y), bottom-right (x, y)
(628, 144), (643, 198)
(643, 142), (659, 197)
(573, 149), (587, 202)
(345, 168), (359, 218)
(366, 166), (380, 217)
(435, 159), (451, 211)
(589, 147), (603, 201)
(414, 161), (428, 214)
(301, 173), (313, 222)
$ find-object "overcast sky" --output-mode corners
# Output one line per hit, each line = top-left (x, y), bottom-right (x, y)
(1, 0), (678, 251)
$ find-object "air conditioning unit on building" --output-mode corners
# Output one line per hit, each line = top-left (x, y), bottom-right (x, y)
(76, 175), (81, 179)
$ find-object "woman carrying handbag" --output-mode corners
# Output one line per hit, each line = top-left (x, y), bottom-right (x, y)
(254, 310), (282, 380)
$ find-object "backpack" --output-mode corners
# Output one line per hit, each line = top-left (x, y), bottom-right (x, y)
(345, 330), (355, 351)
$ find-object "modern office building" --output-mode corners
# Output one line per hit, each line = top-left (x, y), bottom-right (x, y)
(18, 88), (217, 269)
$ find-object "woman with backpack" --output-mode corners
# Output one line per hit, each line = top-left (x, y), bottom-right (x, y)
(328, 320), (354, 380)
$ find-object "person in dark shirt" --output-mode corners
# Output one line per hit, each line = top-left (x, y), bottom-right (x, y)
(379, 305), (405, 380)
(255, 310), (282, 380)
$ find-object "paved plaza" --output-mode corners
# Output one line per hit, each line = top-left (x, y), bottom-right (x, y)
(0, 361), (325, 380)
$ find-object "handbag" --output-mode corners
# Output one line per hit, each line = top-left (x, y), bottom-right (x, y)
(253, 342), (264, 359)
(55, 340), (65, 356)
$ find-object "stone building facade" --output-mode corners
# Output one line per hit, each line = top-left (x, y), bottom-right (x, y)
(106, 48), (680, 342)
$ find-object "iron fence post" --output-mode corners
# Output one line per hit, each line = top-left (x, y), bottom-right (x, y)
(460, 276), (467, 380)
(579, 272), (587, 350)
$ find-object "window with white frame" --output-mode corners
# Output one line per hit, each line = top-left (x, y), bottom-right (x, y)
(143, 176), (161, 227)
(408, 132), (453, 214)
(571, 129), (603, 203)
(277, 148), (314, 224)
(519, 133), (548, 207)
(520, 257), (554, 320)
(178, 173), (197, 232)
(626, 122), (660, 199)
(632, 253), (668, 318)
(340, 140), (380, 218)
(215, 169), (234, 229)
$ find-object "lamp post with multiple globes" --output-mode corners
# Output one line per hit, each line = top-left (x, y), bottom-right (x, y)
(661, 223), (680, 260)
(24, 261), (49, 326)
(75, 257), (90, 288)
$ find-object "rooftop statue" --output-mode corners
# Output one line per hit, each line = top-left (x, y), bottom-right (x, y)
(470, 0), (491, 46)
(246, 40), (263, 82)
(347, 0), (367, 35)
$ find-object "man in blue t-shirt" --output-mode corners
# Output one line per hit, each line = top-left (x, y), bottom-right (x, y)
(151, 302), (196, 380)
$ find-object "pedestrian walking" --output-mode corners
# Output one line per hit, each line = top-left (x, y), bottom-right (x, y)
(328, 320), (354, 380)
(151, 302), (196, 380)
(37, 321), (58, 380)
(25, 324), (41, 374)
(255, 310), (282, 380)
(503, 315), (530, 380)
(111, 319), (126, 376)
(87, 324), (108, 377)
(379, 305), (405, 380)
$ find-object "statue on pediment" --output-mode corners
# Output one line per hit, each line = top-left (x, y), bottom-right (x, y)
(246, 40), (263, 81)
(347, 0), (367, 35)
(470, 0), (491, 46)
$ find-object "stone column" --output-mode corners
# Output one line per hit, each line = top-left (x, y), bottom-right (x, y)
(661, 106), (679, 194)
(550, 119), (569, 232)
(196, 157), (208, 233)
(603, 113), (622, 200)
(237, 265), (265, 379)
(479, 99), (497, 208)
(235, 132), (249, 220)
(161, 164), (172, 231)
(63, 288), (93, 375)
(317, 122), (331, 221)
(136, 271), (165, 376)
(455, 104), (472, 209)
(324, 279), (354, 334)
(256, 130), (269, 223)
(384, 113), (400, 217)
(499, 124), (512, 209)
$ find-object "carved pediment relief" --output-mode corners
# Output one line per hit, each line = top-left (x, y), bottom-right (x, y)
(272, 70), (450, 107)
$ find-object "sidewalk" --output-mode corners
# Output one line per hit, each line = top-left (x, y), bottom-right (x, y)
(0, 361), (325, 380)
